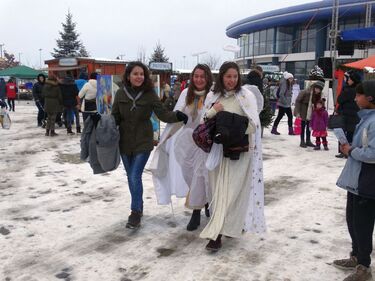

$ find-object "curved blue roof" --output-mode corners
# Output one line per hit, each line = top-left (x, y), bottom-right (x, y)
(226, 0), (375, 38)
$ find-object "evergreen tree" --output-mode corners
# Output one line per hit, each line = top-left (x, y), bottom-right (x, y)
(51, 12), (89, 58)
(0, 51), (20, 69)
(149, 42), (169, 62)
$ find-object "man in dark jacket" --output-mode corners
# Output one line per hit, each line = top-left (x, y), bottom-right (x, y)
(59, 73), (79, 135)
(336, 70), (361, 158)
(0, 78), (6, 106)
(32, 74), (46, 127)
(246, 66), (264, 94)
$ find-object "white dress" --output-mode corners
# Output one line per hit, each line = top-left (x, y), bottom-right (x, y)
(200, 87), (266, 240)
(150, 89), (210, 208)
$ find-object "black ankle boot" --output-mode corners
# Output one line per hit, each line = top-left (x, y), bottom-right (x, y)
(204, 203), (210, 217)
(206, 234), (222, 252)
(186, 209), (201, 231)
(45, 129), (50, 136)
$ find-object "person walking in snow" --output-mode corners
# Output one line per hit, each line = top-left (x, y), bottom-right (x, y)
(111, 61), (188, 229)
(294, 80), (324, 148)
(151, 64), (213, 232)
(59, 72), (79, 135)
(310, 98), (329, 150)
(6, 78), (17, 112)
(333, 81), (375, 281)
(271, 72), (295, 135)
(42, 73), (63, 137)
(199, 61), (265, 251)
(32, 73), (46, 127)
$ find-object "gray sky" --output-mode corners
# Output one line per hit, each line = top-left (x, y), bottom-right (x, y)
(2, 0), (316, 69)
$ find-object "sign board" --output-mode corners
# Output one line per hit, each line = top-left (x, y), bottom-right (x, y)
(149, 62), (172, 71)
(59, 58), (78, 67)
(259, 65), (280, 72)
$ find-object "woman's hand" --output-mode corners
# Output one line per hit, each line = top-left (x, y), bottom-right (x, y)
(213, 102), (224, 112)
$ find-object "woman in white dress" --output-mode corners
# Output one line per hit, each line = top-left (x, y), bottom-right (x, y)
(151, 64), (213, 230)
(199, 61), (266, 251)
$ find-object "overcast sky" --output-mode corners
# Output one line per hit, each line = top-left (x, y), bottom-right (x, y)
(2, 0), (317, 70)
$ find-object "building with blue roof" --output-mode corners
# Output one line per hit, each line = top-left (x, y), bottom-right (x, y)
(226, 0), (375, 82)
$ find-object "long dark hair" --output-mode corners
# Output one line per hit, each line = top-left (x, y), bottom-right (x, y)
(123, 61), (153, 92)
(213, 61), (242, 95)
(186, 64), (213, 105)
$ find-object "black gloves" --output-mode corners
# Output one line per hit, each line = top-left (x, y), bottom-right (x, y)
(175, 110), (188, 124)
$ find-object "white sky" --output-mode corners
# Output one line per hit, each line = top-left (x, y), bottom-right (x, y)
(2, 0), (317, 69)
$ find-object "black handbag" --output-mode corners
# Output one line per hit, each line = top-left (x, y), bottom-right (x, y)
(192, 117), (216, 153)
(328, 114), (345, 129)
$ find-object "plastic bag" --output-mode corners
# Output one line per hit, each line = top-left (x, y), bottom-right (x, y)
(205, 143), (223, 171)
(1, 109), (11, 129)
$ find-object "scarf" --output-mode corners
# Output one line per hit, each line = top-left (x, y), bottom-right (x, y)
(190, 90), (206, 121)
(124, 87), (143, 111)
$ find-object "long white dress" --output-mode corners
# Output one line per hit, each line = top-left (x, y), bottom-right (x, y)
(150, 89), (210, 208)
(200, 87), (266, 240)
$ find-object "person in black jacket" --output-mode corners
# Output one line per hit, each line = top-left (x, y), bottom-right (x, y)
(32, 74), (46, 127)
(59, 73), (79, 135)
(336, 70), (361, 158)
(246, 67), (264, 94)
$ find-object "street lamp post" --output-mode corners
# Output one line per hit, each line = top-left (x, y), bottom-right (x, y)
(39, 48), (42, 68)
(183, 55), (186, 68)
(192, 51), (207, 64)
(0, 44), (4, 58)
(18, 52), (22, 65)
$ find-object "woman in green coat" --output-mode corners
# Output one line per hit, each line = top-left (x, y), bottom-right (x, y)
(112, 61), (188, 229)
(42, 74), (63, 136)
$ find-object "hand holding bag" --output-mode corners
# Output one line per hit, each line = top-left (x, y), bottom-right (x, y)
(192, 117), (216, 153)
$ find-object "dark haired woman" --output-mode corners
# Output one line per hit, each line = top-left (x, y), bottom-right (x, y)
(151, 64), (214, 231)
(111, 61), (188, 229)
(271, 72), (294, 135)
(199, 61), (265, 251)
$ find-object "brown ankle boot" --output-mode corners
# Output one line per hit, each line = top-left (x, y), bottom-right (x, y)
(205, 235), (222, 252)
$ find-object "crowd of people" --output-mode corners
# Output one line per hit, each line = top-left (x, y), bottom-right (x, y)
(2, 60), (375, 281)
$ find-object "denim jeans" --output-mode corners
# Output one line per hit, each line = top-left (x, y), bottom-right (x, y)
(65, 107), (75, 128)
(121, 152), (151, 212)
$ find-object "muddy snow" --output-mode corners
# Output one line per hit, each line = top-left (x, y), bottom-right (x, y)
(0, 101), (368, 281)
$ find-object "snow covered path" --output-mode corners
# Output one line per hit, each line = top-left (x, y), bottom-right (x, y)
(0, 101), (365, 281)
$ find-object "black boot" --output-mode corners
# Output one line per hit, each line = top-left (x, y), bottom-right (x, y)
(204, 203), (210, 217)
(186, 209), (201, 231)
(300, 140), (307, 148)
(76, 126), (81, 134)
(67, 127), (75, 135)
(45, 129), (50, 136)
(206, 234), (222, 252)
(306, 140), (315, 147)
(126, 211), (142, 229)
(50, 130), (58, 137)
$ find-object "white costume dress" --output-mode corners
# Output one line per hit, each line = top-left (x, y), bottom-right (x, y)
(200, 86), (266, 240)
(150, 89), (210, 208)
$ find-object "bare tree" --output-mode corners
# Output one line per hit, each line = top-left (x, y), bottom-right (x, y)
(202, 54), (220, 70)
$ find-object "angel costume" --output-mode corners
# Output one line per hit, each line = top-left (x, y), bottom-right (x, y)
(150, 88), (210, 209)
(199, 85), (266, 240)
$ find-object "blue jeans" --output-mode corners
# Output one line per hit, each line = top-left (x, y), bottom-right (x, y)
(121, 152), (151, 212)
(65, 107), (75, 128)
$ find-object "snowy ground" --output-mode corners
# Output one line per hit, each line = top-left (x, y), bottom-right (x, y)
(0, 101), (369, 281)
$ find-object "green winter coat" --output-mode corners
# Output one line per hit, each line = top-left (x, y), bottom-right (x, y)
(112, 86), (180, 155)
(42, 79), (63, 113)
(294, 88), (322, 121)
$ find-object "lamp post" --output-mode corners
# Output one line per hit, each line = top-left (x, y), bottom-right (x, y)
(0, 44), (4, 58)
(18, 52), (22, 65)
(39, 48), (42, 68)
(192, 51), (207, 64)
(182, 55), (186, 68)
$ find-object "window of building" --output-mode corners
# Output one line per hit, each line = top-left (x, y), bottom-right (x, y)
(276, 26), (294, 53)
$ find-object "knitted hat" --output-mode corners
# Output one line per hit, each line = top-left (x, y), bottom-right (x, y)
(312, 80), (325, 90)
(309, 65), (324, 79)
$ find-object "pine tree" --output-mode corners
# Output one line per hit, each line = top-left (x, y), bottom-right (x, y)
(149, 42), (169, 62)
(51, 12), (89, 58)
(79, 45), (90, 57)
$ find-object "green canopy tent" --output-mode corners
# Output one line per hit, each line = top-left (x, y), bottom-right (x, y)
(0, 65), (47, 79)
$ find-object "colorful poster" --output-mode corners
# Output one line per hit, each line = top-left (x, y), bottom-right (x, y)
(151, 74), (161, 143)
(97, 75), (113, 114)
